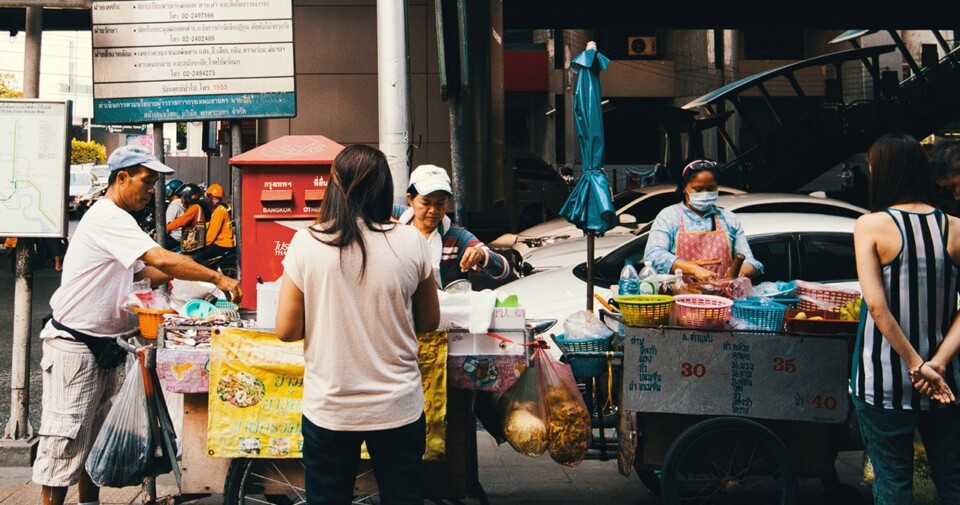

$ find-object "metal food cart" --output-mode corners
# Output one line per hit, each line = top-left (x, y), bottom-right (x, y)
(561, 320), (864, 505)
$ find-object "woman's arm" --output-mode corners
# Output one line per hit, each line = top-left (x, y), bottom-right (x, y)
(855, 214), (924, 371)
(412, 272), (440, 333)
(643, 208), (681, 274)
(275, 272), (305, 342)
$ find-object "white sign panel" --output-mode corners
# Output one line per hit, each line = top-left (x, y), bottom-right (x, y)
(622, 327), (850, 423)
(0, 100), (71, 238)
(92, 0), (295, 124)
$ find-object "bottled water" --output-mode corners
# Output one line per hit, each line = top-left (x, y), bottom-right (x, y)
(618, 259), (641, 296)
(637, 260), (658, 295)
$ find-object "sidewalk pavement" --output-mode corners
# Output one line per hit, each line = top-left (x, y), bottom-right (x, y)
(0, 432), (871, 504)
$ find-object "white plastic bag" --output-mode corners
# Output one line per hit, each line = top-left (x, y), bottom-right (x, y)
(85, 365), (154, 487)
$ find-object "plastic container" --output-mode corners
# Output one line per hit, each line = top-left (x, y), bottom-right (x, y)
(618, 259), (641, 296)
(184, 299), (217, 318)
(674, 294), (733, 329)
(133, 308), (177, 339)
(256, 281), (281, 329)
(553, 333), (612, 378)
(614, 294), (674, 327)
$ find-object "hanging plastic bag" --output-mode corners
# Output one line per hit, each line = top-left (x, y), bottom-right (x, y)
(501, 364), (548, 456)
(86, 364), (154, 487)
(536, 348), (592, 467)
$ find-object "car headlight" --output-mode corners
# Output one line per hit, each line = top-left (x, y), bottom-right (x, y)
(522, 234), (570, 248)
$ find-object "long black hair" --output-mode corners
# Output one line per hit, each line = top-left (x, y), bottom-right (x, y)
(867, 133), (934, 212)
(310, 144), (395, 278)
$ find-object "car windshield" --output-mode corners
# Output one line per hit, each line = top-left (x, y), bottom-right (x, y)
(575, 234), (651, 287)
(612, 189), (648, 208)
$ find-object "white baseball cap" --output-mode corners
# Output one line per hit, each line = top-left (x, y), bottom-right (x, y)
(409, 164), (452, 195)
(107, 145), (174, 174)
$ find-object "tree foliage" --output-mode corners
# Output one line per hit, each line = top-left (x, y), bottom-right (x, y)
(71, 139), (107, 165)
(0, 74), (22, 98)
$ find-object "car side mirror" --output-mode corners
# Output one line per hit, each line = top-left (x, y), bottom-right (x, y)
(618, 214), (638, 228)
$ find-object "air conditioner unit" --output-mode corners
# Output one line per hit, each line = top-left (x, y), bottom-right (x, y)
(627, 36), (657, 57)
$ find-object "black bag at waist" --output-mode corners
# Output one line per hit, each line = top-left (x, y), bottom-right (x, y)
(50, 318), (127, 370)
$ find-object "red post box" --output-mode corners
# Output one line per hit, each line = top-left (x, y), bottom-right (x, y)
(230, 135), (345, 309)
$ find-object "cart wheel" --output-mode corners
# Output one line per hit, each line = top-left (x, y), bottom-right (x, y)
(224, 458), (305, 505)
(660, 417), (797, 505)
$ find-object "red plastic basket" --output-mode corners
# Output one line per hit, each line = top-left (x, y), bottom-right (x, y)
(795, 281), (860, 313)
(783, 309), (858, 335)
(674, 294), (733, 329)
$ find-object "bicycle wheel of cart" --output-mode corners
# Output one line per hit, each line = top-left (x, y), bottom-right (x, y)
(224, 458), (379, 505)
(660, 417), (797, 505)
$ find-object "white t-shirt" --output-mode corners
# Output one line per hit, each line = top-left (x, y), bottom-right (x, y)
(44, 198), (160, 338)
(166, 198), (185, 241)
(282, 223), (433, 431)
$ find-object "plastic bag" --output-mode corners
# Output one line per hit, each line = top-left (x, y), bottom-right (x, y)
(562, 310), (615, 341)
(86, 364), (160, 487)
(501, 365), (548, 456)
(536, 348), (592, 467)
(123, 279), (172, 311)
(679, 277), (753, 299)
(750, 280), (797, 299)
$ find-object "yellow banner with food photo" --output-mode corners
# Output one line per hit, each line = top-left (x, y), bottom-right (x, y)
(207, 328), (306, 458)
(207, 328), (449, 460)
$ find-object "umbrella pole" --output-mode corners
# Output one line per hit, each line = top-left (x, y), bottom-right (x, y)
(586, 231), (595, 311)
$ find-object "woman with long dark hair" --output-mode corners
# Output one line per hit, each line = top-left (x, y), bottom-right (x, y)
(853, 132), (960, 504)
(275, 144), (440, 504)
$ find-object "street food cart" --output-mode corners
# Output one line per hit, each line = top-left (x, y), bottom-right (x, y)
(154, 306), (533, 504)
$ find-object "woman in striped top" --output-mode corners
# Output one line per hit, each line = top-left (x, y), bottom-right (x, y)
(853, 132), (960, 504)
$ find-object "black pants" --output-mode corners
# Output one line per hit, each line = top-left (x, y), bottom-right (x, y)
(302, 414), (425, 505)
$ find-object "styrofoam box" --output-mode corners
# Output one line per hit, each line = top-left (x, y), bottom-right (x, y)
(448, 331), (525, 355)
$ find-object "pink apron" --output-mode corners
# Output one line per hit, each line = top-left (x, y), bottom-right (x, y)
(675, 204), (732, 277)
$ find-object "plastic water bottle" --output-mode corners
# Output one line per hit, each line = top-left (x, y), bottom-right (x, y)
(637, 260), (658, 295)
(618, 259), (641, 296)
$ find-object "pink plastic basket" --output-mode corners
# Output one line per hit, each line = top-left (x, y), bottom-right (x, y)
(674, 294), (733, 329)
(795, 281), (860, 313)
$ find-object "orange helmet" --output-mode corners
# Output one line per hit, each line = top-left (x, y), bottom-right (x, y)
(206, 183), (224, 198)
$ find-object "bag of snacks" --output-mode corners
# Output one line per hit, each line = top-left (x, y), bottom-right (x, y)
(535, 347), (592, 467)
(501, 365), (548, 457)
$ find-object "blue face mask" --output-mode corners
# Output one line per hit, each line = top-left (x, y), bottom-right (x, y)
(687, 191), (719, 212)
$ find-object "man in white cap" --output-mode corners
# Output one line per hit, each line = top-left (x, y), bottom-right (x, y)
(33, 145), (241, 505)
(393, 164), (510, 287)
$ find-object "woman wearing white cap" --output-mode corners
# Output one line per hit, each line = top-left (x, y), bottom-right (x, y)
(393, 164), (511, 287)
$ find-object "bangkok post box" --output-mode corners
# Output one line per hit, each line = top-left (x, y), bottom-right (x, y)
(230, 135), (345, 309)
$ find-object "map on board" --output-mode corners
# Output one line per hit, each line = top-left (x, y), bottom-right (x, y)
(0, 100), (70, 238)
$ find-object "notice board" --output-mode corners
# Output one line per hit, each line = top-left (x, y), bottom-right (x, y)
(92, 0), (296, 123)
(0, 99), (71, 238)
(621, 327), (850, 423)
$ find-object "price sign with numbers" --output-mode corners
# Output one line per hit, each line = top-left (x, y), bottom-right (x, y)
(621, 327), (849, 423)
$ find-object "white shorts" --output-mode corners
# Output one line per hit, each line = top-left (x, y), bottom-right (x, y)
(32, 338), (120, 487)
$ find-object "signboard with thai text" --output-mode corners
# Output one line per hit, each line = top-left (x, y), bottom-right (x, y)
(622, 327), (849, 423)
(92, 0), (295, 123)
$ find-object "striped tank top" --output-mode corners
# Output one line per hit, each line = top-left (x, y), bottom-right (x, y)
(852, 208), (960, 410)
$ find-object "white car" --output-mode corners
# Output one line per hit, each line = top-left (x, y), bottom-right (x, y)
(489, 184), (745, 259)
(500, 212), (861, 344)
(517, 193), (867, 275)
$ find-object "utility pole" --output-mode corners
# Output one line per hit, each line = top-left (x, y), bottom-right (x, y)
(1, 5), (42, 465)
(377, 0), (412, 203)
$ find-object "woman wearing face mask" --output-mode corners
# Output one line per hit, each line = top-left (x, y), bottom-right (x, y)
(643, 159), (762, 281)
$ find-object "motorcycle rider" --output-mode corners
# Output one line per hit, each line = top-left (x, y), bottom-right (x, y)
(166, 183), (236, 272)
(163, 179), (185, 250)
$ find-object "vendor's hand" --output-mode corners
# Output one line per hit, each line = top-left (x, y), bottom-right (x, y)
(692, 266), (718, 281)
(216, 274), (243, 303)
(912, 362), (955, 404)
(460, 246), (486, 272)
